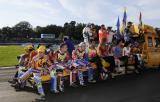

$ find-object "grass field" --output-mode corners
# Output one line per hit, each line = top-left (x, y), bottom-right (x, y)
(0, 45), (24, 67)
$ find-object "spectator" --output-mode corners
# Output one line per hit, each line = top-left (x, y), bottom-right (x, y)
(63, 37), (75, 56)
(90, 24), (97, 41)
(82, 24), (92, 46)
(107, 27), (114, 44)
(122, 42), (131, 57)
(99, 25), (108, 44)
(97, 38), (115, 80)
(124, 22), (133, 43)
(114, 41), (128, 74)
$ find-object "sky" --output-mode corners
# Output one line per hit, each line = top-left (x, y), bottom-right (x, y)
(0, 0), (160, 29)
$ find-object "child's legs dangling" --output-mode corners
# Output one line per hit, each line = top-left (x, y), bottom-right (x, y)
(87, 67), (94, 81)
(70, 68), (77, 85)
(57, 70), (64, 92)
(18, 68), (33, 87)
(19, 68), (33, 81)
(33, 73), (45, 96)
(78, 66), (84, 85)
(50, 70), (57, 92)
(18, 67), (25, 78)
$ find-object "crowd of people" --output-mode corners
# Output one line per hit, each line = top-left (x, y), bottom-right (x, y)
(9, 23), (145, 100)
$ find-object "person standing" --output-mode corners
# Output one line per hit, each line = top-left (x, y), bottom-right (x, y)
(82, 24), (92, 46)
(124, 22), (133, 43)
(90, 24), (97, 41)
(107, 27), (114, 45)
(63, 37), (75, 56)
(99, 25), (108, 44)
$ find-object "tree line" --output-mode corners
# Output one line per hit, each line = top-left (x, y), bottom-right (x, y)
(0, 21), (101, 43)
(0, 21), (159, 43)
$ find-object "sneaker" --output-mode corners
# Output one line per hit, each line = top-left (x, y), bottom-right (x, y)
(111, 73), (116, 78)
(8, 78), (17, 84)
(80, 83), (86, 86)
(135, 70), (140, 74)
(40, 95), (46, 101)
(104, 73), (108, 80)
(119, 67), (124, 72)
(70, 83), (78, 88)
(11, 82), (21, 88)
(100, 73), (105, 80)
(59, 86), (64, 92)
(51, 90), (59, 94)
(88, 79), (96, 83)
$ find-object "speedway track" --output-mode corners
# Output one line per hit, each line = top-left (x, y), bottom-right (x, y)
(0, 68), (160, 102)
(0, 67), (16, 82)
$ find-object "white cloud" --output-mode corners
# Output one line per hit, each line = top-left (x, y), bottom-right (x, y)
(58, 0), (118, 25)
(0, 0), (159, 28)
(0, 0), (63, 27)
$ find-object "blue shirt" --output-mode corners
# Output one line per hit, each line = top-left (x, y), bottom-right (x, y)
(114, 46), (122, 58)
(65, 39), (75, 55)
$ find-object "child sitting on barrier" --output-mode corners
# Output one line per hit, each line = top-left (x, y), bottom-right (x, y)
(17, 45), (35, 85)
(72, 42), (96, 86)
(9, 45), (34, 85)
(97, 38), (110, 80)
(53, 43), (71, 92)
(113, 41), (128, 74)
(17, 45), (53, 100)
(97, 38), (116, 79)
(87, 39), (101, 80)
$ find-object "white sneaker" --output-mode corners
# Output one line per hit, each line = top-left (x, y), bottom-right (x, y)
(51, 90), (59, 94)
(40, 95), (46, 101)
(104, 74), (108, 80)
(80, 82), (86, 86)
(117, 67), (124, 72)
(88, 79), (96, 83)
(59, 86), (64, 92)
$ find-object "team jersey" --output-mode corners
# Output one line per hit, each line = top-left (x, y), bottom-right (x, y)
(31, 55), (52, 70)
(54, 50), (70, 63)
(72, 49), (86, 60)
(88, 48), (97, 59)
(28, 50), (38, 68)
(97, 45), (108, 57)
(48, 51), (56, 63)
(19, 54), (30, 67)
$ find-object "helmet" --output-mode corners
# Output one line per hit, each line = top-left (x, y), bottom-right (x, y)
(24, 47), (29, 53)
(24, 45), (34, 53)
(27, 45), (34, 50)
(37, 45), (46, 53)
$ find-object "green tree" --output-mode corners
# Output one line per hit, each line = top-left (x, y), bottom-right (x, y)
(12, 21), (33, 38)
(35, 25), (63, 38)
(74, 23), (85, 40)
(1, 26), (13, 41)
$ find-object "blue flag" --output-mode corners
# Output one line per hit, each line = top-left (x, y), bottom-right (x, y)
(123, 8), (127, 27)
(139, 12), (143, 33)
(116, 16), (121, 40)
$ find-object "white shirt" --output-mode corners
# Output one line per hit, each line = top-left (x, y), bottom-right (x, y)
(82, 27), (92, 39)
(108, 31), (114, 43)
(123, 47), (131, 56)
